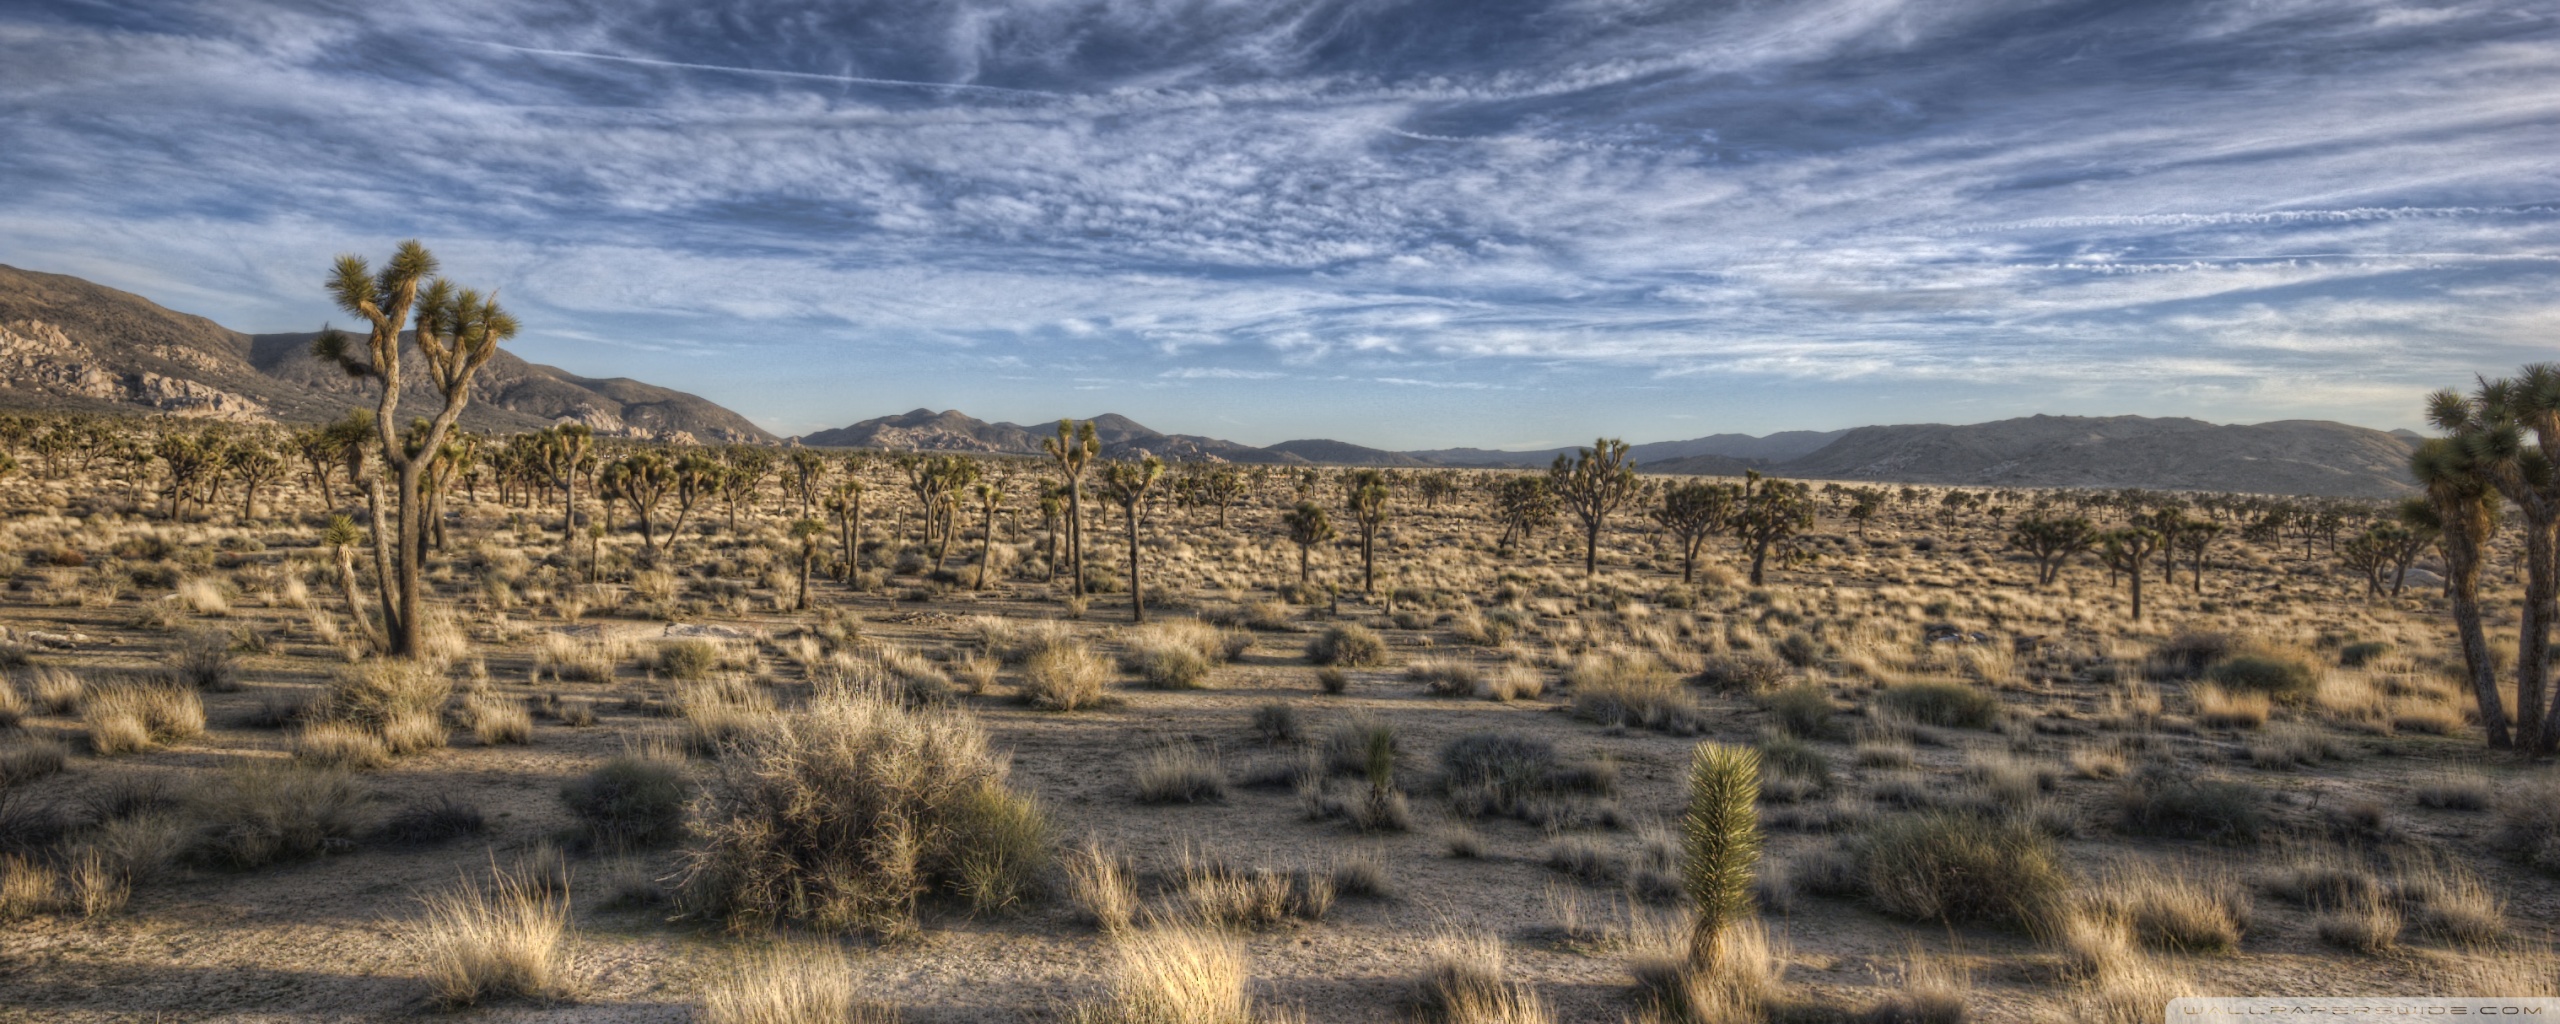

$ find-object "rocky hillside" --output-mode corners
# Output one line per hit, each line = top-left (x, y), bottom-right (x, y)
(1769, 414), (2418, 497)
(1264, 439), (1427, 466)
(801, 409), (1301, 463)
(1405, 428), (1847, 468)
(0, 264), (771, 443)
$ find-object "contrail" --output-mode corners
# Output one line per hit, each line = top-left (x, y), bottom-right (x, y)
(480, 42), (1067, 99)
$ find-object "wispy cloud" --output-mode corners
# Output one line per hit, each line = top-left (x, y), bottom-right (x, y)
(0, 0), (2551, 445)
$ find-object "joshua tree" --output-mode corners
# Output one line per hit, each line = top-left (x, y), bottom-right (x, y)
(1037, 485), (1066, 581)
(1682, 743), (1761, 972)
(671, 450), (721, 538)
(790, 518), (825, 611)
(2340, 524), (2405, 597)
(2412, 437), (2510, 747)
(542, 423), (595, 542)
(2172, 518), (2225, 594)
(2007, 515), (2097, 586)
(227, 442), (284, 520)
(2098, 526), (2163, 621)
(610, 451), (675, 552)
(1343, 469), (1391, 595)
(322, 514), (380, 649)
(1654, 480), (1738, 583)
(719, 445), (772, 533)
(1492, 475), (1556, 553)
(1100, 457), (1165, 621)
(1548, 438), (1639, 577)
(1733, 474), (1814, 587)
(1282, 500), (1334, 583)
(313, 241), (519, 657)
(1197, 466), (1247, 527)
(786, 449), (828, 519)
(824, 478), (866, 582)
(972, 480), (1004, 590)
(1043, 420), (1101, 595)
(1845, 493), (1881, 539)
(2429, 373), (2560, 752)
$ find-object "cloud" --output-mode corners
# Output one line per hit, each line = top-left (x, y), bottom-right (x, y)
(0, 0), (2552, 444)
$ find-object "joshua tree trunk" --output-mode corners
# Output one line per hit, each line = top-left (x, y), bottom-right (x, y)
(2451, 575), (2511, 748)
(1583, 520), (1600, 577)
(797, 546), (814, 611)
(1126, 504), (1145, 622)
(2128, 562), (2144, 621)
(1297, 542), (1311, 582)
(1068, 484), (1085, 595)
(2526, 521), (2558, 753)
(976, 501), (997, 590)
(333, 545), (379, 649)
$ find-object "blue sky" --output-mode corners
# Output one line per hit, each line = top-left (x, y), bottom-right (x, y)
(1, 0), (2554, 447)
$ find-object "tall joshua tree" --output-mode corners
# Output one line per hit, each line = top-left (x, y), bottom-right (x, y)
(2098, 526), (2163, 621)
(1100, 457), (1165, 621)
(1654, 480), (1738, 584)
(972, 480), (1003, 590)
(2007, 515), (2097, 586)
(1732, 473), (1814, 587)
(1682, 743), (1761, 972)
(1282, 500), (1334, 583)
(790, 519), (825, 612)
(1548, 438), (1639, 577)
(322, 514), (380, 650)
(2411, 437), (2511, 747)
(1343, 469), (1391, 596)
(2431, 373), (2560, 752)
(824, 478), (866, 582)
(1044, 420), (1101, 595)
(314, 241), (517, 658)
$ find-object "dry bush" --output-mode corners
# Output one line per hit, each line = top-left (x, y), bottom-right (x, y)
(174, 577), (232, 617)
(2246, 721), (2345, 769)
(2414, 768), (2493, 811)
(1859, 952), (1968, 1024)
(415, 865), (572, 1007)
(2393, 854), (2506, 944)
(1481, 664), (1544, 702)
(1567, 653), (1701, 735)
(1137, 742), (1229, 804)
(1067, 840), (1139, 934)
(2207, 651), (2318, 704)
(2453, 949), (2559, 998)
(189, 762), (369, 869)
(1126, 619), (1250, 689)
(1177, 849), (1332, 929)
(1874, 680), (1999, 730)
(2088, 862), (2250, 953)
(2056, 910), (2198, 1024)
(700, 942), (898, 1024)
(1850, 812), (2067, 928)
(0, 734), (68, 786)
(0, 856), (62, 920)
(1624, 913), (1783, 1024)
(319, 660), (453, 755)
(680, 677), (778, 754)
(2314, 895), (2401, 954)
(535, 633), (622, 683)
(293, 719), (391, 770)
(560, 748), (692, 850)
(1305, 623), (1387, 667)
(27, 665), (85, 714)
(170, 631), (239, 691)
(1439, 732), (1614, 820)
(1070, 926), (1282, 1024)
(2115, 765), (2266, 843)
(1764, 683), (1836, 739)
(677, 685), (1049, 935)
(1412, 931), (1550, 1024)
(1023, 642), (1111, 712)
(1691, 652), (1789, 695)
(2493, 771), (2560, 874)
(1407, 658), (1483, 697)
(82, 682), (204, 755)
(2192, 684), (2270, 729)
(465, 693), (534, 746)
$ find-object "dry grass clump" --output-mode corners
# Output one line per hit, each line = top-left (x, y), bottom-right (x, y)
(1069, 926), (1286, 1024)
(2413, 768), (2493, 811)
(2056, 910), (2198, 1024)
(1623, 913), (1784, 1024)
(1481, 664), (1545, 702)
(2206, 650), (2319, 704)
(1566, 652), (1701, 735)
(1411, 931), (1551, 1024)
(1176, 849), (1333, 929)
(2392, 854), (2506, 944)
(680, 677), (778, 754)
(700, 942), (898, 1024)
(190, 762), (369, 869)
(0, 856), (63, 920)
(1023, 641), (1111, 712)
(535, 633), (622, 683)
(2246, 720), (2346, 769)
(26, 665), (84, 714)
(1858, 952), (1968, 1024)
(2115, 765), (2266, 843)
(2492, 771), (2560, 874)
(560, 747), (692, 850)
(1439, 731), (1614, 821)
(1874, 680), (1999, 730)
(1692, 652), (1790, 695)
(2313, 894), (2401, 954)
(1406, 658), (1483, 697)
(81, 681), (204, 755)
(2087, 862), (2251, 953)
(169, 631), (239, 691)
(1136, 742), (1228, 804)
(464, 692), (534, 746)
(318, 660), (453, 755)
(1305, 623), (1388, 667)
(0, 734), (68, 786)
(415, 864), (572, 1007)
(1125, 619), (1251, 689)
(1764, 683), (1837, 739)
(293, 719), (392, 770)
(1847, 811), (2067, 928)
(2192, 684), (2269, 729)
(677, 685), (1049, 935)
(1067, 840), (1139, 934)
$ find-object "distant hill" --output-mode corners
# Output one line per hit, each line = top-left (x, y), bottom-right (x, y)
(1771, 414), (2417, 497)
(0, 264), (771, 443)
(1405, 428), (1848, 468)
(801, 409), (1302, 464)
(1264, 439), (1428, 466)
(1637, 453), (1761, 477)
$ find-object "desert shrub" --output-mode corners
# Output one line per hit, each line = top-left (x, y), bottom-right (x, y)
(0, 735), (68, 787)
(2414, 770), (2492, 812)
(189, 763), (369, 869)
(1481, 665), (1544, 702)
(2492, 772), (2560, 874)
(1764, 683), (1837, 739)
(1876, 680), (1999, 730)
(1773, 630), (1824, 668)
(680, 677), (777, 755)
(1411, 931), (1551, 1024)
(293, 720), (391, 770)
(0, 856), (62, 920)
(2116, 766), (2266, 843)
(2148, 631), (2235, 679)
(1070, 926), (1277, 1024)
(0, 676), (23, 730)
(465, 693), (534, 746)
(535, 633), (620, 682)
(1755, 735), (1833, 802)
(1176, 852), (1333, 929)
(1692, 652), (1788, 694)
(653, 639), (727, 681)
(320, 660), (452, 737)
(1315, 667), (1349, 695)
(2090, 863), (2250, 953)
(1407, 658), (1483, 697)
(2314, 897), (2401, 954)
(416, 865), (571, 1006)
(700, 942), (898, 1024)
(2246, 721), (2346, 768)
(1022, 642), (1110, 711)
(1321, 715), (1399, 777)
(1850, 812), (2067, 928)
(1439, 732), (1609, 820)
(170, 631), (239, 691)
(375, 795), (489, 848)
(1128, 643), (1214, 690)
(2337, 641), (2392, 668)
(1568, 654), (1702, 735)
(26, 666), (84, 714)
(2192, 685), (2270, 729)
(1136, 743), (1228, 804)
(82, 682), (204, 755)
(1066, 841), (1138, 934)
(2207, 653), (2318, 704)
(1250, 702), (1301, 744)
(1306, 623), (1387, 667)
(676, 686), (1049, 935)
(561, 751), (692, 850)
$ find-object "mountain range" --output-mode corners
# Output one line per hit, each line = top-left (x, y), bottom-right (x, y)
(0, 264), (2423, 497)
(0, 264), (771, 443)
